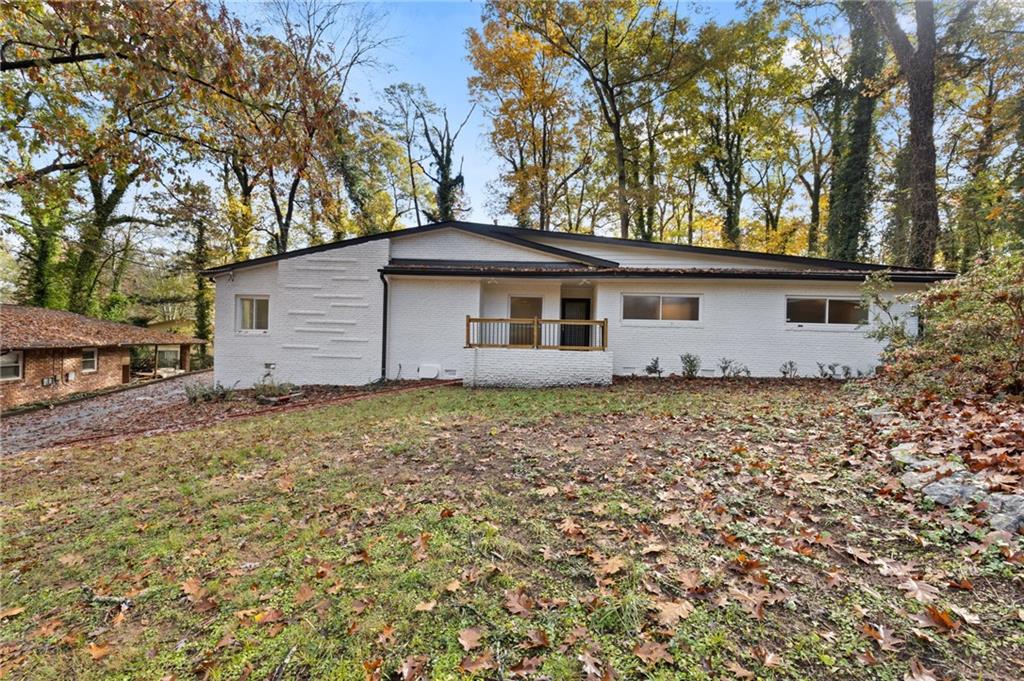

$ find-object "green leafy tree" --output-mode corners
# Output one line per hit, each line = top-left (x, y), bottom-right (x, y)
(495, 0), (704, 239)
(695, 10), (797, 247)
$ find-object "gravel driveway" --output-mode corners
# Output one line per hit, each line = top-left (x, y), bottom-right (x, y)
(1, 372), (213, 455)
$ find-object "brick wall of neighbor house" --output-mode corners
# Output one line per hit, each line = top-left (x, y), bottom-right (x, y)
(595, 279), (919, 378)
(212, 239), (389, 389)
(462, 347), (613, 387)
(1, 346), (127, 409)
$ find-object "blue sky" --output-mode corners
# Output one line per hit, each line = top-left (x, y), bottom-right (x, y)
(239, 1), (753, 225)
(348, 1), (493, 222)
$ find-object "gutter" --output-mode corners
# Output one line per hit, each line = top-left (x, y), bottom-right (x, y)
(378, 267), (956, 283)
(379, 271), (389, 381)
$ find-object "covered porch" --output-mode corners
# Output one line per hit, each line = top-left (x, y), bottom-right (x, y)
(462, 279), (613, 387)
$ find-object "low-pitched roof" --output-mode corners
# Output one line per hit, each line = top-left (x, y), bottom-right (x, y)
(202, 220), (951, 276)
(380, 262), (955, 283)
(1, 304), (206, 351)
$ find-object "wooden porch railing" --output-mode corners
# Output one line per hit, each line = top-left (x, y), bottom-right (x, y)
(466, 317), (608, 351)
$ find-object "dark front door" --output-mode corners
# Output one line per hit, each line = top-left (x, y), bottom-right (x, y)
(560, 298), (592, 347)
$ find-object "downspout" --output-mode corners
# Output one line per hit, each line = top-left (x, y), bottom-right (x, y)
(379, 271), (389, 381)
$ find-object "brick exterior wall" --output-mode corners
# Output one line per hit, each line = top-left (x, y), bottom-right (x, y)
(462, 348), (613, 387)
(213, 240), (388, 389)
(594, 279), (919, 377)
(209, 226), (932, 388)
(1, 346), (128, 410)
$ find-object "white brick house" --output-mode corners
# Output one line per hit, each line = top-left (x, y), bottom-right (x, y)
(203, 222), (952, 388)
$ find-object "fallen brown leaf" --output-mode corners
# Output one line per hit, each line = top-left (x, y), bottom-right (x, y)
(458, 627), (483, 651)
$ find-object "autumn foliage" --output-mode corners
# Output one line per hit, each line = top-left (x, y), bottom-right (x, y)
(874, 251), (1024, 396)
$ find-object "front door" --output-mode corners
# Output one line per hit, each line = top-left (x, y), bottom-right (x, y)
(560, 298), (591, 347)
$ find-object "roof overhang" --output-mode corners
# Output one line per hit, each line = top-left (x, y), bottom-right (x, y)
(379, 265), (955, 283)
(201, 222), (618, 276)
(201, 220), (951, 278)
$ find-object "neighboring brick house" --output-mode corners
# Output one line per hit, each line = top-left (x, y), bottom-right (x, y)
(1, 305), (206, 409)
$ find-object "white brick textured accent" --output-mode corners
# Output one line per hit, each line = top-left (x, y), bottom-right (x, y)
(212, 240), (388, 388)
(463, 348), (613, 387)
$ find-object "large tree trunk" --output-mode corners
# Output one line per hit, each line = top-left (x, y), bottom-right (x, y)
(806, 177), (822, 255)
(68, 168), (138, 314)
(612, 131), (629, 238)
(406, 139), (422, 227)
(904, 57), (940, 267)
(827, 1), (884, 262)
(871, 1), (952, 268)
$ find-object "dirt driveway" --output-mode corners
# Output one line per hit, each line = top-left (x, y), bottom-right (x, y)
(1, 375), (455, 455)
(1, 372), (212, 455)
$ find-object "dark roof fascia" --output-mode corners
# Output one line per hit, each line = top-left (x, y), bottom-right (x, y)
(200, 221), (616, 276)
(5, 340), (206, 351)
(449, 223), (618, 267)
(201, 219), (946, 277)
(200, 223), (457, 276)
(380, 266), (955, 283)
(474, 223), (934, 272)
(389, 258), (592, 269)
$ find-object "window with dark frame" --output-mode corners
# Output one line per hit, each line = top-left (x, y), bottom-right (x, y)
(786, 297), (868, 325)
(509, 296), (543, 345)
(81, 347), (98, 372)
(623, 294), (700, 321)
(1, 350), (23, 381)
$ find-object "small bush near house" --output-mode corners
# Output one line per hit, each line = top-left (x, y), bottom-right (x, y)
(817, 362), (841, 379)
(717, 358), (750, 378)
(864, 251), (1024, 396)
(252, 379), (298, 398)
(779, 361), (799, 378)
(679, 353), (701, 378)
(185, 382), (234, 404)
(644, 357), (664, 378)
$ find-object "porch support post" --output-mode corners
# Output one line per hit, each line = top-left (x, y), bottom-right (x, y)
(532, 317), (539, 349)
(180, 344), (191, 371)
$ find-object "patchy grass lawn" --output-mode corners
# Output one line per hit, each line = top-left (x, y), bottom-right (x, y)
(1, 380), (1021, 680)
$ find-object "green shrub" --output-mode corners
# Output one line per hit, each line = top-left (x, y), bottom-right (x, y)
(679, 353), (701, 378)
(863, 251), (1024, 395)
(644, 357), (664, 378)
(779, 361), (799, 378)
(185, 382), (234, 404)
(251, 378), (297, 398)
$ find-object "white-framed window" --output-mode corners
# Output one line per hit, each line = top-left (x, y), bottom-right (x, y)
(1, 350), (23, 381)
(81, 347), (98, 373)
(786, 296), (868, 326)
(622, 294), (701, 322)
(237, 296), (269, 332)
